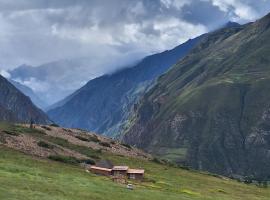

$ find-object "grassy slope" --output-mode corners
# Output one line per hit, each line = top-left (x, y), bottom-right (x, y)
(0, 146), (269, 200)
(123, 14), (270, 177)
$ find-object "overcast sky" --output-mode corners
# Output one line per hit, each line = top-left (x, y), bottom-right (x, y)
(0, 0), (270, 71)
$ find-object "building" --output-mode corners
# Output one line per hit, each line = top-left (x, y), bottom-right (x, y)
(127, 169), (145, 181)
(90, 164), (144, 181)
(90, 166), (112, 176)
(112, 166), (129, 177)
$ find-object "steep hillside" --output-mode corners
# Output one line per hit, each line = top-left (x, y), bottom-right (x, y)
(0, 123), (269, 200)
(47, 36), (204, 136)
(9, 79), (48, 109)
(123, 13), (270, 180)
(0, 75), (50, 124)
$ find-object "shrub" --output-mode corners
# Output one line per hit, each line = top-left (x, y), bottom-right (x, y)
(121, 143), (132, 149)
(37, 141), (54, 149)
(48, 155), (80, 164)
(41, 126), (52, 131)
(99, 141), (111, 147)
(0, 135), (6, 144)
(110, 141), (116, 145)
(81, 159), (95, 165)
(3, 130), (20, 136)
(151, 157), (162, 164)
(95, 149), (102, 154)
(62, 128), (72, 132)
(244, 176), (253, 184)
(50, 123), (59, 127)
(75, 135), (89, 142)
(88, 135), (100, 143)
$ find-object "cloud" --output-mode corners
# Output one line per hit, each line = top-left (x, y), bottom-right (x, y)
(0, 69), (10, 78)
(0, 0), (269, 70)
(205, 0), (268, 21)
(0, 0), (269, 104)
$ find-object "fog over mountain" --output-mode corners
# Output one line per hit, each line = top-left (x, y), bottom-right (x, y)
(0, 0), (270, 104)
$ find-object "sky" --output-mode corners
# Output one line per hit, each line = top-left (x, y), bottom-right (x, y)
(0, 0), (270, 104)
(0, 0), (270, 70)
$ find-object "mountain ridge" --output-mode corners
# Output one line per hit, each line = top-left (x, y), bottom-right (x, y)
(47, 35), (205, 136)
(122, 13), (270, 179)
(0, 75), (51, 124)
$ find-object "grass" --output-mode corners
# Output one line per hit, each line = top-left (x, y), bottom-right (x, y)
(1, 123), (270, 199)
(48, 155), (80, 164)
(0, 146), (270, 200)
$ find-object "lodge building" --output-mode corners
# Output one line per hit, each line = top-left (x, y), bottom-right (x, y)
(90, 164), (144, 181)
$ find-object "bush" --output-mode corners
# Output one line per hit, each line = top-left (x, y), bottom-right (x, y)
(110, 141), (116, 145)
(81, 159), (95, 165)
(0, 135), (6, 144)
(50, 123), (59, 127)
(99, 141), (111, 147)
(37, 141), (54, 149)
(62, 128), (72, 132)
(88, 135), (100, 143)
(244, 176), (253, 184)
(48, 155), (80, 164)
(41, 126), (52, 131)
(75, 135), (89, 142)
(95, 149), (102, 154)
(3, 130), (20, 136)
(151, 157), (162, 164)
(121, 143), (132, 149)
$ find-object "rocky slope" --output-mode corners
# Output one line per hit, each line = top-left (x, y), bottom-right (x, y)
(0, 123), (150, 161)
(47, 36), (204, 137)
(123, 13), (270, 180)
(0, 75), (50, 124)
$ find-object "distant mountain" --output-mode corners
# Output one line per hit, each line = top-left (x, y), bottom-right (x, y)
(123, 13), (270, 179)
(8, 58), (104, 105)
(0, 75), (50, 124)
(9, 79), (48, 110)
(47, 35), (204, 136)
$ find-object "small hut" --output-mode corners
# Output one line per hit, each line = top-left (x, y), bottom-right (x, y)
(90, 166), (112, 176)
(112, 166), (129, 177)
(127, 169), (144, 181)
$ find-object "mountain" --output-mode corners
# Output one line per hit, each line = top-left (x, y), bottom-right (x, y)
(47, 35), (204, 136)
(123, 13), (270, 180)
(8, 58), (105, 105)
(0, 75), (51, 124)
(9, 79), (48, 109)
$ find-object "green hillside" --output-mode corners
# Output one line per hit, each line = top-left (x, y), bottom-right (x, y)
(123, 13), (270, 179)
(1, 146), (270, 200)
(0, 123), (269, 200)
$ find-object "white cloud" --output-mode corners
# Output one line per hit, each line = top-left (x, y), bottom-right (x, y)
(206, 0), (260, 21)
(0, 0), (269, 104)
(160, 0), (190, 10)
(14, 77), (49, 93)
(0, 69), (11, 78)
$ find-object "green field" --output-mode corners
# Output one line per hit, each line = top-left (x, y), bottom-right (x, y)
(0, 146), (269, 200)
